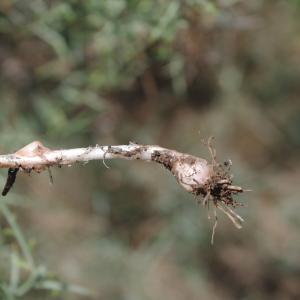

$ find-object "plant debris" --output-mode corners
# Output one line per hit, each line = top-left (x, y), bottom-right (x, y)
(2, 168), (19, 196)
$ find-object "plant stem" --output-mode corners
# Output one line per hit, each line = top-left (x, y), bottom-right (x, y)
(0, 143), (166, 169)
(0, 141), (246, 231)
(0, 203), (35, 268)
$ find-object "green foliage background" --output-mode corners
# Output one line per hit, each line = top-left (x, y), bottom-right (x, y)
(0, 0), (300, 299)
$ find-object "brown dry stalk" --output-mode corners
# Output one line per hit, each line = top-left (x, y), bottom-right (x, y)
(0, 141), (247, 243)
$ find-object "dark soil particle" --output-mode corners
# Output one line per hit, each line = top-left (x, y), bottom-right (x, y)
(151, 150), (173, 170)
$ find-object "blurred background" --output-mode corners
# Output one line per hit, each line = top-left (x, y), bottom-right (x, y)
(0, 0), (300, 299)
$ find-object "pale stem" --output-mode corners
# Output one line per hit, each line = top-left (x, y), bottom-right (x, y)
(0, 144), (167, 169)
(0, 141), (246, 233)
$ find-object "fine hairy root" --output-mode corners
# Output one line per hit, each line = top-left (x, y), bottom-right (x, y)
(150, 138), (247, 244)
(0, 141), (248, 243)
